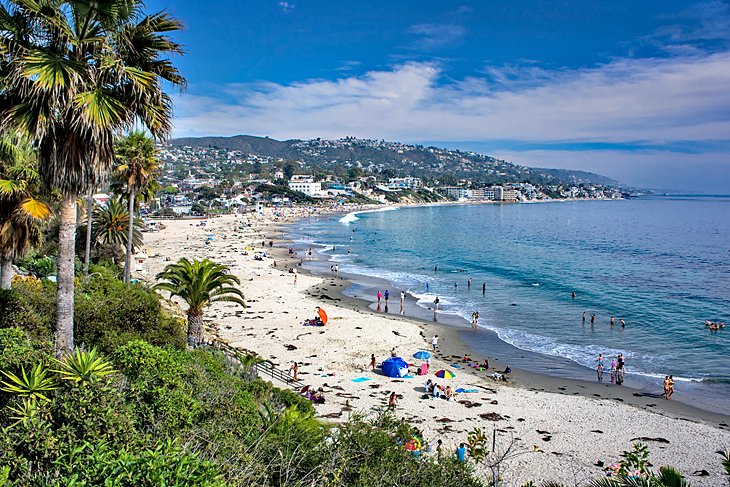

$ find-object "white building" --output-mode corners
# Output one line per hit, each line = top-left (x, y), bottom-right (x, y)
(288, 175), (324, 197)
(386, 177), (423, 190)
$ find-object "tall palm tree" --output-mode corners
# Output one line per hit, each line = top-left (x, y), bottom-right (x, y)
(91, 197), (142, 254)
(114, 130), (160, 284)
(0, 1), (185, 356)
(155, 258), (246, 347)
(0, 135), (50, 289)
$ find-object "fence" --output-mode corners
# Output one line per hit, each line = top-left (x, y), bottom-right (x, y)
(210, 339), (304, 390)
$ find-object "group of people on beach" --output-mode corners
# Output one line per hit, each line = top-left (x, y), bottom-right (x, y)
(596, 353), (626, 384)
(375, 289), (408, 315)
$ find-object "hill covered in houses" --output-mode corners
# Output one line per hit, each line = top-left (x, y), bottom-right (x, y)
(166, 135), (620, 188)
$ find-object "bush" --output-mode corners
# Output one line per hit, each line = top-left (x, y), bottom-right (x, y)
(42, 440), (227, 487)
(0, 280), (56, 340)
(75, 269), (186, 353)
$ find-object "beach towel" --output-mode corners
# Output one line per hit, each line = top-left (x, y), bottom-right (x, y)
(402, 374), (415, 379)
(456, 388), (479, 393)
(450, 364), (462, 368)
(351, 377), (372, 383)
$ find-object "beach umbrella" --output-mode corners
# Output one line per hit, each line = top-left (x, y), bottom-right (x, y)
(413, 350), (432, 360)
(317, 307), (328, 325)
(434, 369), (455, 379)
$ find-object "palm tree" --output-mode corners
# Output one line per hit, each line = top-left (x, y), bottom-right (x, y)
(155, 258), (246, 347)
(91, 197), (142, 256)
(0, 135), (50, 289)
(113, 131), (160, 284)
(0, 1), (185, 356)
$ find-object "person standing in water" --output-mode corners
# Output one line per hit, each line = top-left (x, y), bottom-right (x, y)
(582, 311), (586, 324)
(384, 290), (389, 305)
(400, 291), (405, 314)
(377, 290), (382, 305)
(590, 313), (596, 325)
(467, 277), (471, 289)
(433, 296), (440, 310)
(482, 282), (486, 294)
(610, 316), (615, 326)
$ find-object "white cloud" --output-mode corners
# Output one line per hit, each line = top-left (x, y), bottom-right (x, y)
(407, 23), (467, 50)
(173, 52), (730, 148)
(278, 1), (294, 13)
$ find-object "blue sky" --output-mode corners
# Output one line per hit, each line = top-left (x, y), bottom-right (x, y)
(148, 0), (730, 192)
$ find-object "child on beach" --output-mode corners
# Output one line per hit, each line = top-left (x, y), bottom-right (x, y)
(610, 359), (617, 383)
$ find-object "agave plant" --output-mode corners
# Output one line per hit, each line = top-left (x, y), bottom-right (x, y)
(0, 363), (57, 402)
(52, 348), (116, 384)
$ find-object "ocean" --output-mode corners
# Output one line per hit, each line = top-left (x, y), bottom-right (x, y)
(287, 196), (730, 411)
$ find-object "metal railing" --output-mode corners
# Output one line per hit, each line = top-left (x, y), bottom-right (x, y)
(210, 338), (304, 390)
(254, 361), (305, 390)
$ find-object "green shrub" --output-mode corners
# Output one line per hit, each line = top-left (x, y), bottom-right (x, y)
(42, 440), (227, 487)
(75, 272), (186, 353)
(0, 282), (55, 340)
(113, 340), (200, 433)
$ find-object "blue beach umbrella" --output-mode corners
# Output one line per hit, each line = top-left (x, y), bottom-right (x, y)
(413, 350), (432, 360)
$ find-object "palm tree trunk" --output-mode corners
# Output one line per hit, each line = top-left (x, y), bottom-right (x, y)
(0, 257), (12, 290)
(123, 189), (136, 284)
(83, 191), (93, 274)
(54, 194), (77, 357)
(187, 309), (203, 348)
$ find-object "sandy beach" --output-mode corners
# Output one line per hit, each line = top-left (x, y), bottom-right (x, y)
(141, 211), (730, 486)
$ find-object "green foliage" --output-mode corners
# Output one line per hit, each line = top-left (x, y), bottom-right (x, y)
(113, 340), (200, 433)
(721, 449), (730, 479)
(43, 440), (226, 487)
(0, 363), (57, 402)
(595, 443), (691, 487)
(75, 268), (186, 353)
(0, 281), (56, 339)
(0, 327), (51, 372)
(52, 348), (116, 384)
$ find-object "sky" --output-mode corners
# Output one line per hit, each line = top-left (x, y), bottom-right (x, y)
(146, 0), (730, 192)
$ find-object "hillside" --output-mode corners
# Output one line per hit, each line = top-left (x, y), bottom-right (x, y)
(167, 135), (621, 187)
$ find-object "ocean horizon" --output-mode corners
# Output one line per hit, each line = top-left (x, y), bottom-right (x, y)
(288, 195), (730, 411)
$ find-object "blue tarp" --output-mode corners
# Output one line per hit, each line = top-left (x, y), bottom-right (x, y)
(381, 357), (409, 378)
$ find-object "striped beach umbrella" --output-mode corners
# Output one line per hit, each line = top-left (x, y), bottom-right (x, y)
(434, 369), (455, 379)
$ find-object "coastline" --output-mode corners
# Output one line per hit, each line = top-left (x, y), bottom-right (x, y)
(141, 211), (730, 486)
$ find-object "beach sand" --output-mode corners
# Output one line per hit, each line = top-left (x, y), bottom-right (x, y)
(141, 212), (730, 486)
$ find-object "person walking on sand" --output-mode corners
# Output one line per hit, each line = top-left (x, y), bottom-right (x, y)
(292, 267), (297, 285)
(668, 375), (675, 399)
(662, 375), (670, 399)
(431, 335), (440, 351)
(400, 291), (405, 314)
(289, 362), (299, 382)
(369, 354), (377, 371)
(384, 289), (389, 304)
(388, 391), (397, 408)
(597, 362), (604, 382)
(377, 290), (382, 305)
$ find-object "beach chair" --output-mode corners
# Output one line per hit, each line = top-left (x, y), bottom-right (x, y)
(419, 363), (428, 376)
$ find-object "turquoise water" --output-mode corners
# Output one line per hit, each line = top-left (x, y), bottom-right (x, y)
(289, 197), (730, 401)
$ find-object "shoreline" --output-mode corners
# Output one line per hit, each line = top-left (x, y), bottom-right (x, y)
(285, 208), (730, 420)
(292, 242), (730, 430)
(141, 212), (730, 486)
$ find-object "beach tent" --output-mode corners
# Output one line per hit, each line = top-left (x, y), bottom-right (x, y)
(381, 357), (409, 378)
